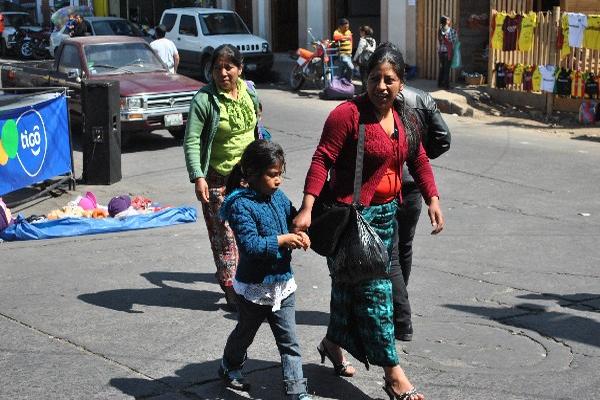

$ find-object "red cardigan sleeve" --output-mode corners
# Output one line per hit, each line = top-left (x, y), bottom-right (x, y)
(304, 102), (356, 197)
(407, 141), (439, 201)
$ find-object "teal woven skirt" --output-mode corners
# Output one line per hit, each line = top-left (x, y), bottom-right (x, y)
(326, 200), (399, 368)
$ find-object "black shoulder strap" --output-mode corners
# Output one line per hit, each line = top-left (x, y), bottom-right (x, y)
(352, 124), (365, 206)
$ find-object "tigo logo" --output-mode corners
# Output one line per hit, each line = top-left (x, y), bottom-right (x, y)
(0, 110), (48, 178)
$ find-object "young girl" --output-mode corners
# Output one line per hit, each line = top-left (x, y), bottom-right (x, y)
(219, 140), (312, 400)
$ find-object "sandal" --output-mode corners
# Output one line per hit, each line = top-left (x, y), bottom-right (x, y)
(382, 378), (422, 400)
(317, 339), (355, 377)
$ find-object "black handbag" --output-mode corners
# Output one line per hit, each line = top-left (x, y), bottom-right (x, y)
(308, 124), (366, 256)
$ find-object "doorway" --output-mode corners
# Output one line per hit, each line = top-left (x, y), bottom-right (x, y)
(271, 0), (298, 52)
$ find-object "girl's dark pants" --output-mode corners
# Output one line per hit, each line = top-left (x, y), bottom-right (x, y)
(222, 292), (307, 395)
(438, 51), (451, 88)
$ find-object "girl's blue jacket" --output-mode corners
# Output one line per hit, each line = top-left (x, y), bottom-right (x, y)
(220, 188), (296, 284)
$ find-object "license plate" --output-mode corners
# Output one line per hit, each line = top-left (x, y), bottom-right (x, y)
(246, 63), (257, 71)
(296, 57), (306, 66)
(164, 113), (183, 127)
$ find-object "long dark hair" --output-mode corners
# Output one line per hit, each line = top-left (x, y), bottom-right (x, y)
(366, 42), (422, 160)
(226, 140), (286, 194)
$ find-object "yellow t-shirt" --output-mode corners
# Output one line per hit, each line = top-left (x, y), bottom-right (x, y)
(561, 14), (571, 58)
(491, 12), (507, 50)
(513, 63), (525, 86)
(583, 15), (600, 50)
(518, 12), (537, 52)
(333, 29), (353, 55)
(210, 80), (257, 176)
(532, 67), (542, 92)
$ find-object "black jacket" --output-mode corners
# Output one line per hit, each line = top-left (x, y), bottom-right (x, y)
(399, 86), (451, 184)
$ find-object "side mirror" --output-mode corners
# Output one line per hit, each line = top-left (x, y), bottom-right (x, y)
(67, 69), (80, 79)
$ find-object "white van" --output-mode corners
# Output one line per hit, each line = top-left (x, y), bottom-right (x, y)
(159, 8), (273, 82)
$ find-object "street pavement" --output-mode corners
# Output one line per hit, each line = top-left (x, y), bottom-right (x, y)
(1, 85), (600, 400)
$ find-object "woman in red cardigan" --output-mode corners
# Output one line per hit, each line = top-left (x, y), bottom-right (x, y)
(293, 43), (444, 400)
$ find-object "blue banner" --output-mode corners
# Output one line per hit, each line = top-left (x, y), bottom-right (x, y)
(0, 94), (72, 196)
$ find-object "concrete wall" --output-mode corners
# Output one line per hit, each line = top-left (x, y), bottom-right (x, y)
(381, 0), (417, 65)
(298, 0), (328, 48)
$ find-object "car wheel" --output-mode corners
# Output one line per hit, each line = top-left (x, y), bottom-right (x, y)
(168, 127), (185, 140)
(201, 55), (212, 83)
(19, 40), (33, 59)
(290, 64), (305, 90)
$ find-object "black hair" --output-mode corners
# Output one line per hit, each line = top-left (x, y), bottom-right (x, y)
(338, 18), (349, 26)
(226, 140), (286, 194)
(440, 15), (450, 26)
(155, 24), (166, 38)
(366, 42), (421, 160)
(360, 25), (373, 37)
(210, 44), (243, 75)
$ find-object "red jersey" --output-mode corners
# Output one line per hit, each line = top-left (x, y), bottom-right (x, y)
(503, 14), (523, 51)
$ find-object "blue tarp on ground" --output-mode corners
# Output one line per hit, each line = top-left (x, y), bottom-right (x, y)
(0, 206), (197, 241)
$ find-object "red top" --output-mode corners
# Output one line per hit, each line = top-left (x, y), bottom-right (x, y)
(502, 15), (523, 51)
(304, 96), (439, 206)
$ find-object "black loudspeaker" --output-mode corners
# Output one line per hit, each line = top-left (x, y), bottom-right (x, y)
(82, 80), (122, 185)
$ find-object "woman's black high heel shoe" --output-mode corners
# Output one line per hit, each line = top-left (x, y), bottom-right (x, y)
(316, 340), (355, 377)
(382, 377), (421, 400)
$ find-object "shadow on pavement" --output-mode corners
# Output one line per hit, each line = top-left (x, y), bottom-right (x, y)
(110, 359), (372, 399)
(445, 292), (600, 348)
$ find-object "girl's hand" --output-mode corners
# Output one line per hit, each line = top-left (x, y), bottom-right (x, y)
(427, 196), (445, 235)
(297, 231), (311, 250)
(278, 233), (306, 250)
(194, 177), (209, 204)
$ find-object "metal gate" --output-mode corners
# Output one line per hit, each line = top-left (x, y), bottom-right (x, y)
(416, 0), (460, 80)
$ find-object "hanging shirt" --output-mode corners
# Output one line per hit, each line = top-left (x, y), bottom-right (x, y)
(539, 65), (556, 93)
(505, 64), (515, 85)
(518, 12), (537, 52)
(531, 66), (543, 92)
(583, 15), (600, 50)
(495, 63), (507, 89)
(555, 68), (572, 96)
(571, 70), (585, 98)
(568, 13), (587, 48)
(513, 63), (525, 86)
(560, 14), (571, 58)
(585, 73), (599, 98)
(491, 12), (507, 50)
(503, 14), (523, 51)
(523, 65), (535, 91)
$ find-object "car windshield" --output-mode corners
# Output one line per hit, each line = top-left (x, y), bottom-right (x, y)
(198, 12), (250, 35)
(4, 14), (35, 27)
(91, 20), (143, 36)
(84, 43), (166, 75)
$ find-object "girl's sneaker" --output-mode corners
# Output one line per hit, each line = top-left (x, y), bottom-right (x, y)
(218, 362), (250, 392)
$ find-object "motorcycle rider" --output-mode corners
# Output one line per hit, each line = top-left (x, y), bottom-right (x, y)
(391, 86), (451, 341)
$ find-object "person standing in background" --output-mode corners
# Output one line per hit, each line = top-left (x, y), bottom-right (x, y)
(333, 18), (354, 81)
(437, 15), (458, 89)
(151, 24), (180, 74)
(353, 25), (376, 93)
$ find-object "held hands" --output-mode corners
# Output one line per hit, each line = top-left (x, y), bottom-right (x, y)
(278, 232), (310, 251)
(427, 196), (445, 235)
(194, 177), (210, 204)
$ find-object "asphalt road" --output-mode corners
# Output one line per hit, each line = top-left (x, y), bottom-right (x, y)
(1, 86), (600, 400)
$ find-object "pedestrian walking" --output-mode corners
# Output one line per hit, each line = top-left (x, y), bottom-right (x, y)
(333, 18), (354, 80)
(390, 86), (451, 342)
(437, 15), (458, 89)
(150, 24), (179, 73)
(294, 42), (444, 400)
(183, 44), (262, 310)
(353, 25), (376, 93)
(218, 140), (313, 399)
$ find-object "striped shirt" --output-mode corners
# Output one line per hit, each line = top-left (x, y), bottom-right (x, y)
(333, 28), (353, 55)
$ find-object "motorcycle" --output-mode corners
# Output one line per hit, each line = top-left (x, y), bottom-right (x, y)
(15, 28), (50, 60)
(290, 29), (335, 90)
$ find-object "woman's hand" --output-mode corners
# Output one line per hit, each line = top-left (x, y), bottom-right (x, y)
(427, 196), (445, 235)
(194, 177), (210, 204)
(292, 194), (316, 232)
(297, 231), (311, 250)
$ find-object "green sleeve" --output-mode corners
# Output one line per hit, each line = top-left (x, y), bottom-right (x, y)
(183, 93), (208, 182)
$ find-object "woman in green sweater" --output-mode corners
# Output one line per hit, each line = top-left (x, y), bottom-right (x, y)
(183, 44), (260, 310)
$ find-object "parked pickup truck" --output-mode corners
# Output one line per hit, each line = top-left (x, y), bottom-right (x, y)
(0, 36), (203, 140)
